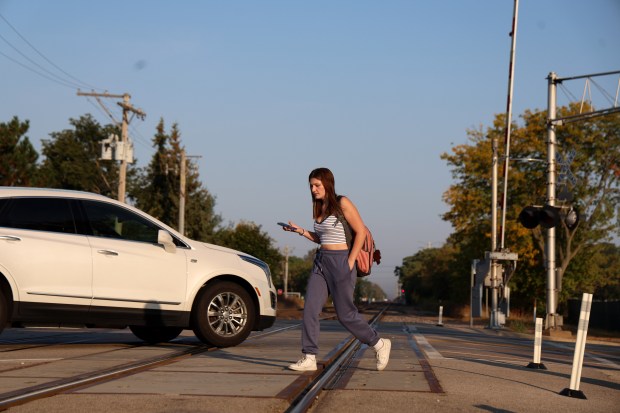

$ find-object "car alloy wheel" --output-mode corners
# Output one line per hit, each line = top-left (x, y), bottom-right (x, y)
(192, 281), (255, 347)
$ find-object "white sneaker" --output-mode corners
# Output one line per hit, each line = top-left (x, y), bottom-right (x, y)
(288, 355), (317, 371)
(375, 338), (391, 371)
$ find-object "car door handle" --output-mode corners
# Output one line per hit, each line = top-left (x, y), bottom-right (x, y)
(0, 235), (21, 241)
(97, 249), (119, 256)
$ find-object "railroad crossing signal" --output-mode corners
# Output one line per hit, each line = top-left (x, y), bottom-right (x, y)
(518, 205), (580, 230)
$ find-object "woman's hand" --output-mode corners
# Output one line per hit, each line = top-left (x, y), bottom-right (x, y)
(348, 257), (356, 271)
(284, 221), (301, 234)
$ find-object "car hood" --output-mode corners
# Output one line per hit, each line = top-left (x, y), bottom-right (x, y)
(194, 241), (259, 261)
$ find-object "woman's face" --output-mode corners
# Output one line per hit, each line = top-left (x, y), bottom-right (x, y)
(309, 178), (326, 200)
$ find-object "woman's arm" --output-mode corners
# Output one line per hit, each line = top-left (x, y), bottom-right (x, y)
(340, 196), (366, 269)
(285, 221), (320, 244)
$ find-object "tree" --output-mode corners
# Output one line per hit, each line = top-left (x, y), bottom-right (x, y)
(215, 221), (284, 286)
(38, 114), (126, 197)
(132, 119), (221, 242)
(354, 278), (387, 304)
(440, 105), (620, 309)
(395, 244), (462, 309)
(0, 117), (39, 186)
(285, 252), (314, 295)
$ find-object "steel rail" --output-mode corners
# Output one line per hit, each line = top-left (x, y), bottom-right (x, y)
(285, 304), (390, 413)
(0, 343), (212, 409)
(0, 314), (337, 410)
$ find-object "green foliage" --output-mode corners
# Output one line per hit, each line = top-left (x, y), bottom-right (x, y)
(395, 244), (463, 307)
(354, 278), (387, 304)
(38, 114), (129, 197)
(0, 117), (38, 186)
(215, 221), (284, 286)
(2, 113), (281, 284)
(438, 105), (620, 309)
(563, 242), (620, 301)
(285, 252), (314, 295)
(132, 119), (176, 224)
(131, 119), (221, 242)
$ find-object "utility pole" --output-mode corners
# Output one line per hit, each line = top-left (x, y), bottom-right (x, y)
(77, 90), (146, 203)
(178, 150), (186, 235)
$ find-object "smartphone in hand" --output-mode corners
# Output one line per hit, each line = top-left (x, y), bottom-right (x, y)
(277, 222), (297, 231)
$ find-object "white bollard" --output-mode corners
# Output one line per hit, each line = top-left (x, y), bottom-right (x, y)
(526, 318), (546, 369)
(560, 292), (592, 399)
(436, 305), (444, 327)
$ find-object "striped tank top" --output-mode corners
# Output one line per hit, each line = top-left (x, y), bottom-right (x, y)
(314, 215), (347, 245)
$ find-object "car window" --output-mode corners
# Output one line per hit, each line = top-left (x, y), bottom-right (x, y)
(0, 197), (77, 234)
(82, 200), (160, 243)
(0, 199), (8, 216)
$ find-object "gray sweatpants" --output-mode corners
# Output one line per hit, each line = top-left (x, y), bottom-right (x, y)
(301, 249), (380, 355)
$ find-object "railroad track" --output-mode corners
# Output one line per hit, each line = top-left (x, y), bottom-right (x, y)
(0, 304), (435, 412)
(284, 305), (389, 413)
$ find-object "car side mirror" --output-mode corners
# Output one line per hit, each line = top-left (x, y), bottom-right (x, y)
(157, 230), (176, 253)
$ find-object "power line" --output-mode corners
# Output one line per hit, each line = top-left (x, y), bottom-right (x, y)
(0, 32), (84, 89)
(82, 95), (152, 155)
(0, 13), (154, 158)
(85, 96), (120, 125)
(0, 48), (77, 89)
(0, 13), (102, 91)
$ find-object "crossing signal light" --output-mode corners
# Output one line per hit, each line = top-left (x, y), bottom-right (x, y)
(518, 206), (540, 229)
(518, 205), (580, 230)
(564, 207), (580, 231)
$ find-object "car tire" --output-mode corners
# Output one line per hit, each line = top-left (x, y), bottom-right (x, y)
(192, 281), (255, 347)
(0, 291), (7, 335)
(129, 326), (183, 344)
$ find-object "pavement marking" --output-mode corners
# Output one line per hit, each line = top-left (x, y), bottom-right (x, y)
(546, 341), (619, 368)
(405, 325), (445, 360)
(403, 325), (444, 393)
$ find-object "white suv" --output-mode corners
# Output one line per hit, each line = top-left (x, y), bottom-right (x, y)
(0, 187), (276, 347)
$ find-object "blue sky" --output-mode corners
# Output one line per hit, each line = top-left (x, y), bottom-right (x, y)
(1, 1), (619, 298)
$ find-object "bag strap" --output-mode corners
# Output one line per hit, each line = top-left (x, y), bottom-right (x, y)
(336, 195), (353, 249)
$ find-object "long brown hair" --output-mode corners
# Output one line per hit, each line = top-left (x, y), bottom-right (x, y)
(308, 167), (344, 220)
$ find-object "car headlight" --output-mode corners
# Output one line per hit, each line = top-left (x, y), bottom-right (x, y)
(239, 255), (273, 288)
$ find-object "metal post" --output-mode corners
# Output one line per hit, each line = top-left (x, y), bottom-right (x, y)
(485, 287), (489, 318)
(499, 0), (519, 249)
(490, 109), (500, 329)
(470, 259), (477, 328)
(488, 1), (519, 330)
(546, 72), (558, 329)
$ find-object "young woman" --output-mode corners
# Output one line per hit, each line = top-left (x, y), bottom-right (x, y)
(282, 167), (391, 371)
